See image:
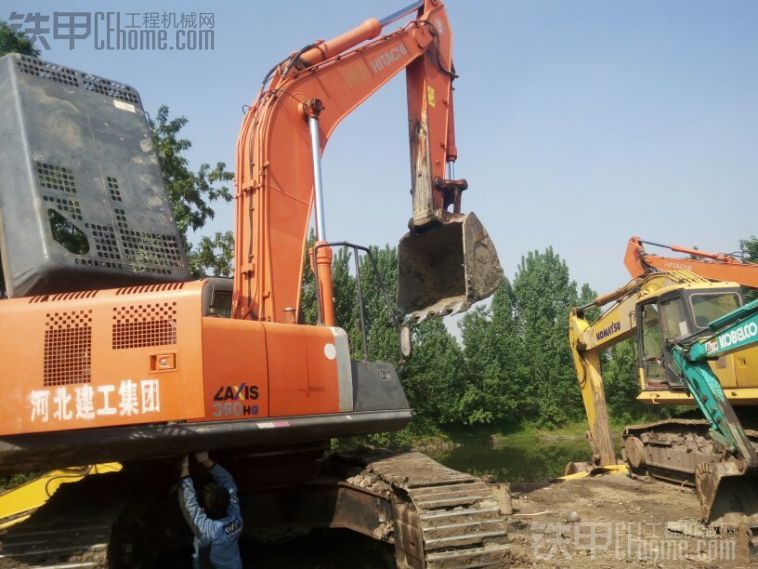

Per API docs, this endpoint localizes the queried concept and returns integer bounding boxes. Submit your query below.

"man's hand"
[195,451,213,468]
[180,455,190,478]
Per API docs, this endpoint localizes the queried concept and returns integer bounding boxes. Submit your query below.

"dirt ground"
[8,467,754,568]
[233,473,755,569]
[507,473,754,568]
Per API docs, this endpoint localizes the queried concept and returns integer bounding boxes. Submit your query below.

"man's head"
[201,482,230,520]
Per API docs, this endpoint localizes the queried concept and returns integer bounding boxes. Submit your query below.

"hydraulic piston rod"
[308,115,327,241]
[304,100,335,326]
[379,0,424,27]
[298,0,424,68]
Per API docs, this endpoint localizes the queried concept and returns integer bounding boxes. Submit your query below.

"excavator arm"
[625,236,758,288]
[568,278,643,468]
[233,0,501,324]
[670,298,758,520]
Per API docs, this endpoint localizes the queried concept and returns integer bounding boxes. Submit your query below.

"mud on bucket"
[696,460,758,523]
[398,212,503,322]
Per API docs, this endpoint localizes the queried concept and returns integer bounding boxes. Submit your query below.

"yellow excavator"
[568,270,758,523]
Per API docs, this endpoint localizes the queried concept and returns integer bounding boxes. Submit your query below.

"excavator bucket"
[696,460,758,523]
[398,212,503,321]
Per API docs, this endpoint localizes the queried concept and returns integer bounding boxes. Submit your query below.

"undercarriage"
[622,415,758,524]
[0,445,511,568]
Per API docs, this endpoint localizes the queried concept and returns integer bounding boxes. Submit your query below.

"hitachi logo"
[596,321,621,341]
[370,44,408,73]
[663,261,693,271]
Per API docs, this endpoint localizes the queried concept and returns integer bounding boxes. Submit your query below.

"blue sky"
[10,0,758,297]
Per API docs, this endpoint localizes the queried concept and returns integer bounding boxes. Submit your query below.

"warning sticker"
[427,85,436,108]
[113,99,136,113]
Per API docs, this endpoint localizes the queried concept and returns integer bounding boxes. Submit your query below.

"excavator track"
[622,417,758,485]
[346,451,511,568]
[623,418,758,525]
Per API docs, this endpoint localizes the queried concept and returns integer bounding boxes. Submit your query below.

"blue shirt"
[179,464,243,569]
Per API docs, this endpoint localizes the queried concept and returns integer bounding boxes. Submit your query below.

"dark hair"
[201,482,230,520]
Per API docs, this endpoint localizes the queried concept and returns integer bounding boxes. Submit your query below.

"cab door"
[636,293,693,390]
[636,300,668,390]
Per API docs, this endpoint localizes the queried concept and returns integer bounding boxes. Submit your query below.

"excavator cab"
[397,212,502,321]
[635,286,745,391]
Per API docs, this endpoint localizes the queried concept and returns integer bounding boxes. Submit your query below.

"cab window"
[690,292,741,328]
[660,296,691,340]
[640,303,666,382]
[208,291,232,317]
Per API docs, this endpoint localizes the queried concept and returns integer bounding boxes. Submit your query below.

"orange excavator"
[0,1,508,567]
[625,236,758,288]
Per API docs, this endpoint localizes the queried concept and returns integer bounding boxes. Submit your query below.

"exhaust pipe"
[398,212,503,322]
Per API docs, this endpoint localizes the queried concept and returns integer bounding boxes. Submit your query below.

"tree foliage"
[455,249,594,427]
[511,248,584,425]
[741,236,758,302]
[601,339,644,420]
[0,21,39,58]
[149,105,234,278]
[457,282,524,426]
[742,236,758,261]
[190,231,234,277]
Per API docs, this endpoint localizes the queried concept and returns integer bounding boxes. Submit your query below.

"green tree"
[401,318,466,427]
[457,280,527,426]
[602,339,643,420]
[0,21,40,57]
[149,105,234,278]
[356,246,401,363]
[511,248,586,426]
[351,245,466,429]
[578,283,600,320]
[189,231,234,277]
[457,305,498,424]
[742,236,758,261]
[741,236,758,302]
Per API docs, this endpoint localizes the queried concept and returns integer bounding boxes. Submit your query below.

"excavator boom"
[625,236,758,288]
[233,0,501,324]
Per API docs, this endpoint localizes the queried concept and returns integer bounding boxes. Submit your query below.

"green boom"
[671,298,758,465]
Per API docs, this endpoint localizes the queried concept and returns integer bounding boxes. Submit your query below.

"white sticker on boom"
[323,343,337,360]
[113,100,136,113]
